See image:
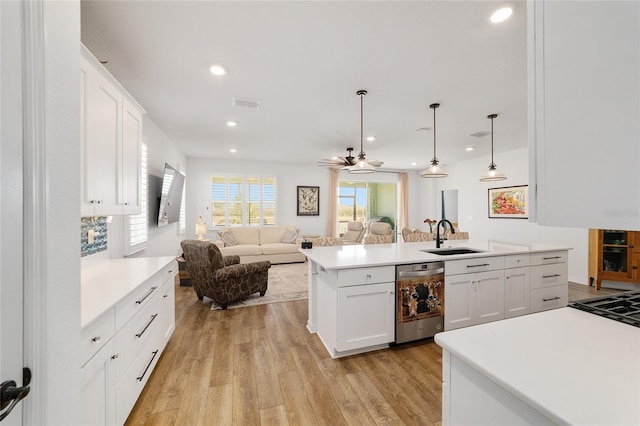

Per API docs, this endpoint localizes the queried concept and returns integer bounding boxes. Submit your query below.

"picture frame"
[488,185,528,219]
[297,186,320,216]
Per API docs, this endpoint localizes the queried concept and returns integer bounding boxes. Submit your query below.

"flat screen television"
[157,163,185,227]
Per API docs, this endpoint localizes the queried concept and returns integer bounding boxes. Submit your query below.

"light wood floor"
[125,279,619,426]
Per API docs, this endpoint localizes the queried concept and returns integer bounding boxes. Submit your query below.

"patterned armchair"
[364,222,393,244]
[181,240,271,309]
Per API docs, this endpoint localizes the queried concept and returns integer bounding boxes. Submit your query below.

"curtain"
[327,168,339,237]
[398,172,409,232]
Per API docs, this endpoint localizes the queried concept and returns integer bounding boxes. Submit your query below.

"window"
[125,143,148,255]
[337,180,397,236]
[210,174,277,226]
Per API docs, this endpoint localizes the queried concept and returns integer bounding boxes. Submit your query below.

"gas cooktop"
[568,290,640,328]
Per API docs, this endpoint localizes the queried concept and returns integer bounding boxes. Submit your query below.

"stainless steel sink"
[422,248,485,256]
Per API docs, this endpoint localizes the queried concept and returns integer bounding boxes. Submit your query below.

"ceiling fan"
[317,147,384,169]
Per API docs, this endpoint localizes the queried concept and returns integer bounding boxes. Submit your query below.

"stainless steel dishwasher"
[395,262,445,343]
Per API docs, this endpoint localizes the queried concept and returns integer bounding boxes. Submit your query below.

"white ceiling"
[80,1,528,171]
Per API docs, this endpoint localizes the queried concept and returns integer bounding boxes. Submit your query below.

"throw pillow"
[282,228,297,244]
[219,229,237,247]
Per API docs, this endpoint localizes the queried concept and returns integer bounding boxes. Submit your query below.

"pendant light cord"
[432,106,437,160]
[360,92,364,157]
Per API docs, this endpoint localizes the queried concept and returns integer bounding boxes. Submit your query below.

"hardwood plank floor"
[125,279,621,425]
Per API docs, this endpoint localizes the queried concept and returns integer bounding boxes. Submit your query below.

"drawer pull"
[135,314,158,338]
[542,274,561,278]
[543,256,562,260]
[168,269,173,274]
[136,350,159,382]
[543,296,561,302]
[135,286,158,305]
[111,354,119,360]
[91,336,101,343]
[467,263,490,268]
[366,274,372,279]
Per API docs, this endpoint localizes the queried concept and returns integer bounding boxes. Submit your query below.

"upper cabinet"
[528,1,640,230]
[81,45,144,217]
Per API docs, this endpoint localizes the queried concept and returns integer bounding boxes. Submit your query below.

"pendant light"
[421,103,448,178]
[479,113,507,182]
[349,90,376,174]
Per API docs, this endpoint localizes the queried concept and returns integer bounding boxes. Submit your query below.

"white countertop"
[435,308,640,425]
[81,256,176,329]
[299,239,571,269]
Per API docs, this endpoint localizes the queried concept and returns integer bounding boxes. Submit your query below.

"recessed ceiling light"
[229,148,237,153]
[490,7,513,23]
[209,64,227,76]
[226,120,238,127]
[411,162,417,166]
[366,136,376,142]
[466,147,475,152]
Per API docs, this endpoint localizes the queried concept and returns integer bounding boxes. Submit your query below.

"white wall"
[418,147,589,284]
[85,116,187,261]
[185,158,409,240]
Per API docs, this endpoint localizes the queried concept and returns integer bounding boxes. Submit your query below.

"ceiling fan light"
[349,158,376,174]
[421,159,448,178]
[480,163,507,182]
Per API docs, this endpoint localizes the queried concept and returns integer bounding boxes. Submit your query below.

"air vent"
[232,97,261,109]
[470,131,490,137]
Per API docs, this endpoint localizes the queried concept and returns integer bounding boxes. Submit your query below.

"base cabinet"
[316,265,395,358]
[504,267,530,319]
[81,260,176,426]
[444,270,504,331]
[336,282,395,352]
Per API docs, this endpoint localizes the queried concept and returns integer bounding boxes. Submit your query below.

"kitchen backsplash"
[81,216,108,257]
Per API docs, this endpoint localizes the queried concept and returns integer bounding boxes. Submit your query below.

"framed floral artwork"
[297,186,319,216]
[488,185,528,219]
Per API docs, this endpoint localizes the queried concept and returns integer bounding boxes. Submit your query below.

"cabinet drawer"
[114,289,163,382]
[81,309,116,367]
[115,327,164,426]
[504,254,530,269]
[530,286,567,313]
[115,262,175,329]
[337,266,395,287]
[530,264,568,289]
[445,256,505,276]
[530,251,568,265]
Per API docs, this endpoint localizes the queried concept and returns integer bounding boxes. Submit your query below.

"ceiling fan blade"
[366,159,384,167]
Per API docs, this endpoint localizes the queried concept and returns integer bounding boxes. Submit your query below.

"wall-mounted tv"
[157,163,185,227]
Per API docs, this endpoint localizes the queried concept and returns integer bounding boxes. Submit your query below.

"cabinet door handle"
[91,336,101,343]
[135,286,158,304]
[543,296,561,302]
[543,256,562,260]
[168,269,173,274]
[542,274,561,278]
[136,350,159,381]
[366,274,372,279]
[135,314,158,338]
[97,200,103,204]
[111,354,119,360]
[467,263,490,268]
[124,202,129,206]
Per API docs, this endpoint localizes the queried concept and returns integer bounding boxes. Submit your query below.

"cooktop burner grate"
[568,290,640,328]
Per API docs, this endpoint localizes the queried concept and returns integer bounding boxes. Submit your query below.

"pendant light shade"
[421,103,448,178]
[480,114,507,182]
[349,90,376,174]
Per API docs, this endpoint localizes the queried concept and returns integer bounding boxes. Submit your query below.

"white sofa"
[213,226,306,264]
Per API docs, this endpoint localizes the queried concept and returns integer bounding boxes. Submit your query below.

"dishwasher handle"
[398,268,444,278]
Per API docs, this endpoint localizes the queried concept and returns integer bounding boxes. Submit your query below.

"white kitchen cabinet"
[528,1,640,230]
[444,269,504,331]
[336,282,395,352]
[529,251,567,313]
[81,45,144,216]
[81,258,176,426]
[316,265,395,358]
[504,254,531,319]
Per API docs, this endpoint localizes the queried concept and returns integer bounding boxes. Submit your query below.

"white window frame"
[210,174,277,227]
[124,142,148,255]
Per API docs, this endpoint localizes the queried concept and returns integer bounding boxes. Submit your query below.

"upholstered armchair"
[181,239,271,309]
[343,221,365,245]
[309,237,344,246]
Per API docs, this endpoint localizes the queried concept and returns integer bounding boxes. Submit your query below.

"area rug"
[210,262,308,310]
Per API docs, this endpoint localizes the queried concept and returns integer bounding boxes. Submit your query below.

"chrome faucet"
[435,219,455,248]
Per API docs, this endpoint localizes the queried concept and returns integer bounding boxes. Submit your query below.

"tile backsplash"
[81,217,108,257]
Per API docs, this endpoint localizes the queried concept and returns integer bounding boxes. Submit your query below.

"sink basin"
[422,248,485,256]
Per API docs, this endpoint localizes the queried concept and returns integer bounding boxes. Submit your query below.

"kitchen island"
[301,239,571,358]
[435,307,640,425]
